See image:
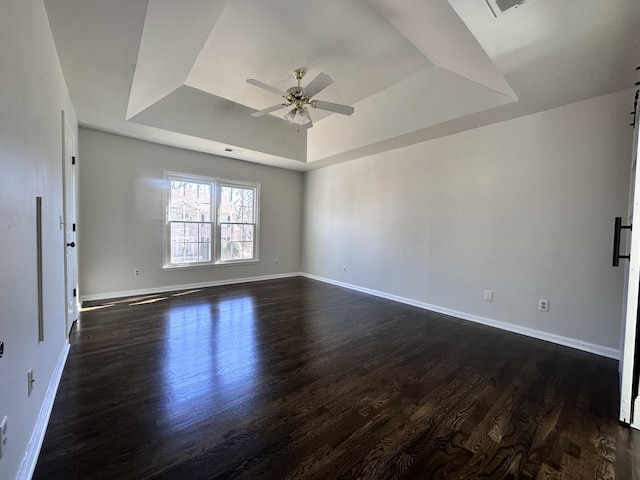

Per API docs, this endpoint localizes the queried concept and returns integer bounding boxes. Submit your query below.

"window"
[164,172,259,268]
[219,184,257,261]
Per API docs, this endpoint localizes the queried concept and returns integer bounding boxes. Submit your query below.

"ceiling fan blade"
[311,100,354,116]
[304,73,334,97]
[251,103,288,117]
[246,78,285,97]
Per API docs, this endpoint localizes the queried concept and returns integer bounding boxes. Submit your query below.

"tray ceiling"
[44,0,640,170]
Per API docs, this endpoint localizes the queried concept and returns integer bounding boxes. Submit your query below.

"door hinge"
[72,156,76,165]
[73,288,77,298]
[72,223,76,232]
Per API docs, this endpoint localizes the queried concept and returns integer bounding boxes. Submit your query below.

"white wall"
[303,90,632,354]
[78,129,304,299]
[0,1,77,479]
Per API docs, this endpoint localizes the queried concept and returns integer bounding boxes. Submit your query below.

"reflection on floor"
[34,277,640,479]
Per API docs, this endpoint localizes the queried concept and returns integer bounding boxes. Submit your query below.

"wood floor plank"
[33,277,640,479]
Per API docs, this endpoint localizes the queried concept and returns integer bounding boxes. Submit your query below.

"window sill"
[162,259,260,271]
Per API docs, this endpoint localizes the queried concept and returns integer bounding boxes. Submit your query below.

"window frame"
[215,179,260,264]
[163,171,260,269]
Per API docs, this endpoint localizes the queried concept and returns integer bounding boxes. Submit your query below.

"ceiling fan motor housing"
[286,86,309,106]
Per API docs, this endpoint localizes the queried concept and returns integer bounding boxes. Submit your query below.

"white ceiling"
[44,0,640,171]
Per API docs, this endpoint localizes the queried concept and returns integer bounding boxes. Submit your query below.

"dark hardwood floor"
[34,277,640,479]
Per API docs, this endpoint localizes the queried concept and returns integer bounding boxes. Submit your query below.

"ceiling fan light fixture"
[297,107,311,126]
[284,108,297,123]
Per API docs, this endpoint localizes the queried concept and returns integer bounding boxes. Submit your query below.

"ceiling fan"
[247,69,354,128]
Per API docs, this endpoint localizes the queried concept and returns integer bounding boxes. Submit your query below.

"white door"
[63,118,78,336]
[619,90,640,426]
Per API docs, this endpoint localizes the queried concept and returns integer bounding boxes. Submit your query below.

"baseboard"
[301,273,620,360]
[18,340,70,480]
[80,273,301,303]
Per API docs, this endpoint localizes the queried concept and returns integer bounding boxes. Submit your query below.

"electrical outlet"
[484,290,493,302]
[0,416,6,460]
[27,368,34,396]
[538,299,549,312]
[134,268,141,277]
[343,265,347,272]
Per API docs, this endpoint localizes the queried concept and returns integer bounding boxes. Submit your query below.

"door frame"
[619,90,640,426]
[62,111,78,336]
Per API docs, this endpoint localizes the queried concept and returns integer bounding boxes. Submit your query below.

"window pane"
[169,180,211,222]
[241,189,254,223]
[170,222,211,263]
[197,224,211,262]
[220,186,254,223]
[241,224,254,242]
[220,238,234,261]
[241,241,254,259]
[220,224,254,261]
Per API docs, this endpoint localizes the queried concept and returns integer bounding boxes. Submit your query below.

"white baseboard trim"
[80,273,301,303]
[18,340,70,480]
[301,273,621,360]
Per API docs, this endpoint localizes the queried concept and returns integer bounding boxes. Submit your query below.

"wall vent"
[486,0,527,17]
[223,147,244,154]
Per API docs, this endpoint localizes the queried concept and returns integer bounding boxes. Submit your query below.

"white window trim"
[163,171,260,269]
